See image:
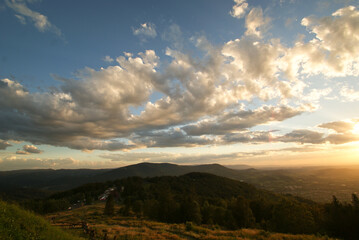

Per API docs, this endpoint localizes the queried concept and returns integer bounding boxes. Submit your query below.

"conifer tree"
[104,194,115,216]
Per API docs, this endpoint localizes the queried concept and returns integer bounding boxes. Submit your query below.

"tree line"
[17,172,359,239]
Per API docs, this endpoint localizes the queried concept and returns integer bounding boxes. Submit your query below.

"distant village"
[67,186,122,210]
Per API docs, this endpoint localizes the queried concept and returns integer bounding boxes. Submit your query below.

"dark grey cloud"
[133,129,215,148]
[223,131,272,143]
[182,105,304,136]
[278,130,325,144]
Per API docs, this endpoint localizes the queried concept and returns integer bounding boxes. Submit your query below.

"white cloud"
[103,55,114,63]
[245,7,270,38]
[340,86,359,102]
[294,5,359,77]
[230,0,248,19]
[162,23,184,50]
[302,88,332,102]
[1,6,359,152]
[16,144,42,154]
[14,14,26,24]
[133,22,157,41]
[5,0,63,37]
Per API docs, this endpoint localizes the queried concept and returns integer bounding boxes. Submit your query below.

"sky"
[1,0,359,170]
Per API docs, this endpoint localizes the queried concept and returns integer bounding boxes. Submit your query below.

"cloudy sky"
[1,0,359,170]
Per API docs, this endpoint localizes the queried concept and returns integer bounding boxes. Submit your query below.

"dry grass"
[45,203,336,240]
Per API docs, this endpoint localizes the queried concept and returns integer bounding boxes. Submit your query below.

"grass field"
[0,200,84,240]
[45,203,336,240]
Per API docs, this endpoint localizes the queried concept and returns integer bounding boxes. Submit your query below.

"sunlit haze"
[1,0,359,170]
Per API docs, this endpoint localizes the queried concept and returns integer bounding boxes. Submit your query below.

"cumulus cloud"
[1,6,359,152]
[245,7,271,38]
[162,23,184,50]
[319,120,357,133]
[278,130,325,144]
[325,133,359,144]
[223,131,273,144]
[0,140,12,150]
[277,118,359,145]
[16,144,42,154]
[182,105,306,136]
[340,86,359,102]
[302,88,332,102]
[5,0,63,37]
[133,128,215,148]
[133,22,157,41]
[103,55,114,63]
[230,0,248,19]
[288,5,359,78]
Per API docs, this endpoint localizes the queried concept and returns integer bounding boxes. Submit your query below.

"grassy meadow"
[45,203,336,240]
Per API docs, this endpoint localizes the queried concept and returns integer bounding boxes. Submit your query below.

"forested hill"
[0,163,243,196]
[44,172,320,235]
[51,172,276,202]
[2,163,359,203]
[15,172,359,239]
[95,162,242,181]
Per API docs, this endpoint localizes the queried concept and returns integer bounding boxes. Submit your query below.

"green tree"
[104,194,115,216]
[180,198,202,224]
[230,196,255,228]
[270,199,315,234]
[201,201,214,224]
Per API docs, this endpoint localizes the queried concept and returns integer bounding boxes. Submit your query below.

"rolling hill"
[0,200,83,240]
[1,162,359,202]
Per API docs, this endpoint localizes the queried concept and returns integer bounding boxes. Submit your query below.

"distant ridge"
[0,163,243,196]
[89,162,243,182]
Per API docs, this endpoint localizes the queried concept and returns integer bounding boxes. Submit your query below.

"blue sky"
[1,0,359,170]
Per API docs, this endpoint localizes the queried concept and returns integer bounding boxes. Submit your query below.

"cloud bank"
[1,4,359,154]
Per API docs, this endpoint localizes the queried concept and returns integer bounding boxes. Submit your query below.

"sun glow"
[353,123,359,135]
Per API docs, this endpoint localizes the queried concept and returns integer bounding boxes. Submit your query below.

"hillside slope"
[46,203,335,240]
[0,200,83,240]
[48,172,320,235]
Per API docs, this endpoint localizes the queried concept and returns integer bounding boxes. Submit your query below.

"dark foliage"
[104,194,115,216]
[18,171,359,238]
[323,194,359,240]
